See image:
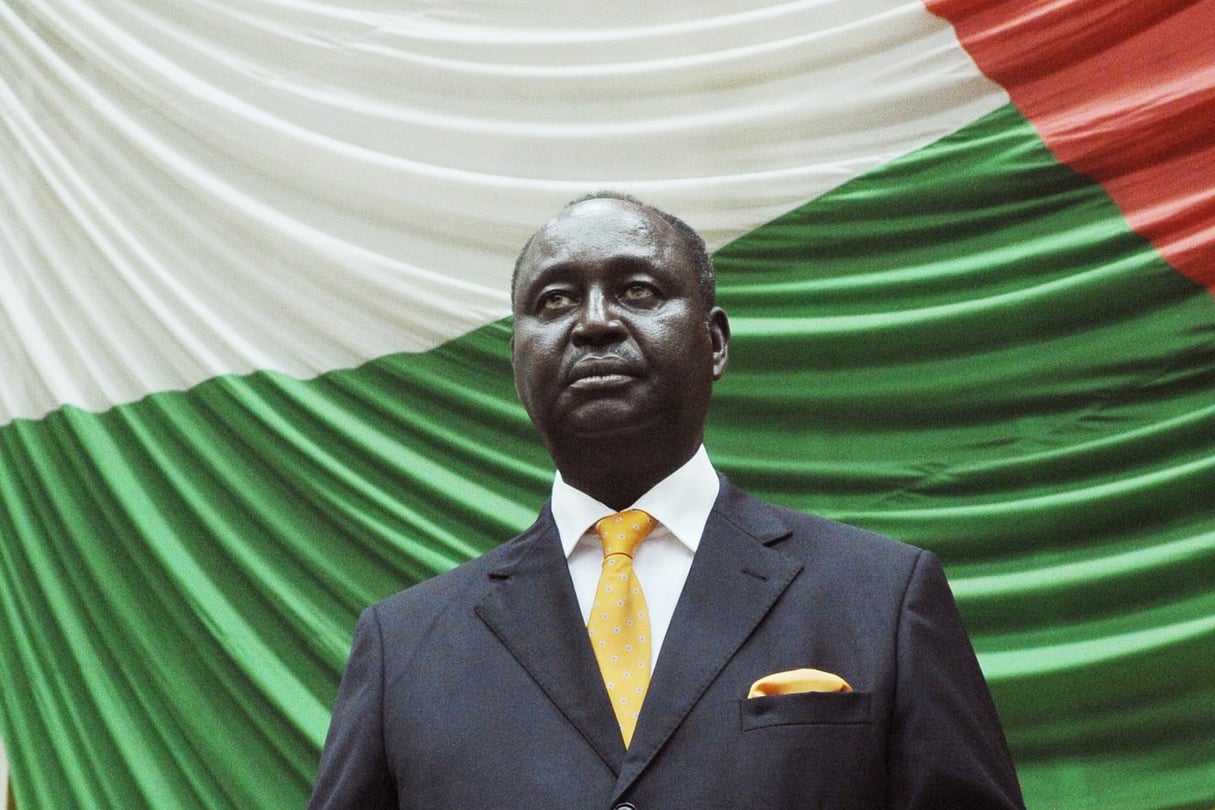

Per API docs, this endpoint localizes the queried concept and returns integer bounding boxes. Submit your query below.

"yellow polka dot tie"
[588,509,656,747]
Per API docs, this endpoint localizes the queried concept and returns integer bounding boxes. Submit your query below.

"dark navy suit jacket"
[309,478,1024,809]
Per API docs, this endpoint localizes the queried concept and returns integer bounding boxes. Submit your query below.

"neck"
[552,436,700,511]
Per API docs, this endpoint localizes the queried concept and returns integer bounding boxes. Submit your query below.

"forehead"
[515,200,692,293]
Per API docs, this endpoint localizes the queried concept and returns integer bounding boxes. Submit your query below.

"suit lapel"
[473,511,627,774]
[613,482,803,797]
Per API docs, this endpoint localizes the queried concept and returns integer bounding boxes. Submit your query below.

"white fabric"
[553,446,720,663]
[0,1,1007,424]
[0,733,7,810]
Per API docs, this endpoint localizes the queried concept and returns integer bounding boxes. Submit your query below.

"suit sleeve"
[886,550,1025,809]
[308,606,396,810]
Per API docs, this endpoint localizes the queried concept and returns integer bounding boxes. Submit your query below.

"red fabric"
[927,0,1215,290]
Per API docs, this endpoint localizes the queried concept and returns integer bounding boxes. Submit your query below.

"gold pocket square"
[747,668,852,698]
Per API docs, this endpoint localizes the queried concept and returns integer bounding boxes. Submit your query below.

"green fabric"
[2,105,1213,808]
[709,106,1215,808]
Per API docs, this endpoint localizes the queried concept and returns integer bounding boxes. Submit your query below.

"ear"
[708,307,730,380]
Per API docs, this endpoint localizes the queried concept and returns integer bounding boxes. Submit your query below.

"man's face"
[511,199,728,457]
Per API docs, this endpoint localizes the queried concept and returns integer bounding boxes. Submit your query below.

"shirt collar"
[551,445,720,558]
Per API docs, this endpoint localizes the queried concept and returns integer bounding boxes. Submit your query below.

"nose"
[571,287,626,347]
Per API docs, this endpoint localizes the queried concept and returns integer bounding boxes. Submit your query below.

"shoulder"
[711,476,929,587]
[367,507,554,621]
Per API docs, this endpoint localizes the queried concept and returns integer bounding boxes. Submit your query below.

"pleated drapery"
[2,2,1213,808]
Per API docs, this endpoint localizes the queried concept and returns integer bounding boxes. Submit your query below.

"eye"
[621,282,657,301]
[538,290,576,311]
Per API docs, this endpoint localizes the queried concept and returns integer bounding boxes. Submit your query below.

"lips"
[565,355,641,390]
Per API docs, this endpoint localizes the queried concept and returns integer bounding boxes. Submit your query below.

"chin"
[567,418,650,441]
[557,406,679,444]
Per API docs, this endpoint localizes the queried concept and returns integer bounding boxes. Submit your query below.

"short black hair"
[511,191,716,313]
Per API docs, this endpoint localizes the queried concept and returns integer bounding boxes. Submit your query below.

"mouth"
[567,373,634,391]
[566,356,640,390]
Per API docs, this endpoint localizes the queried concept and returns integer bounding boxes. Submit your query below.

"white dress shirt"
[550,445,720,665]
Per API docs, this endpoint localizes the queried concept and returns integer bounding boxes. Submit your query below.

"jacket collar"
[473,478,803,795]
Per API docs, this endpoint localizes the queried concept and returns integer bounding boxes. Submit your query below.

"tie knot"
[594,509,656,558]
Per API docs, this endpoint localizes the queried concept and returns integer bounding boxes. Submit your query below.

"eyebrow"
[533,253,672,284]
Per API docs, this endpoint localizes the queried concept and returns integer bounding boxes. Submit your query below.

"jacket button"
[612,804,636,810]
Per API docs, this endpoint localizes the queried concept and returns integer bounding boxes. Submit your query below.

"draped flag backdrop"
[1,1,1213,808]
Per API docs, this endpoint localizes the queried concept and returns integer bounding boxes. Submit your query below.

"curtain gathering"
[2,2,1213,808]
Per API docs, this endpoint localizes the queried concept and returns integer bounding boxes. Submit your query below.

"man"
[309,193,1024,808]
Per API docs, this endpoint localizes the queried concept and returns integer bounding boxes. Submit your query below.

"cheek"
[510,334,555,404]
[510,339,533,391]
[512,320,555,353]
[650,316,712,364]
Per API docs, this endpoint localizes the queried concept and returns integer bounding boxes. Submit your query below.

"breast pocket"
[739,690,872,731]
